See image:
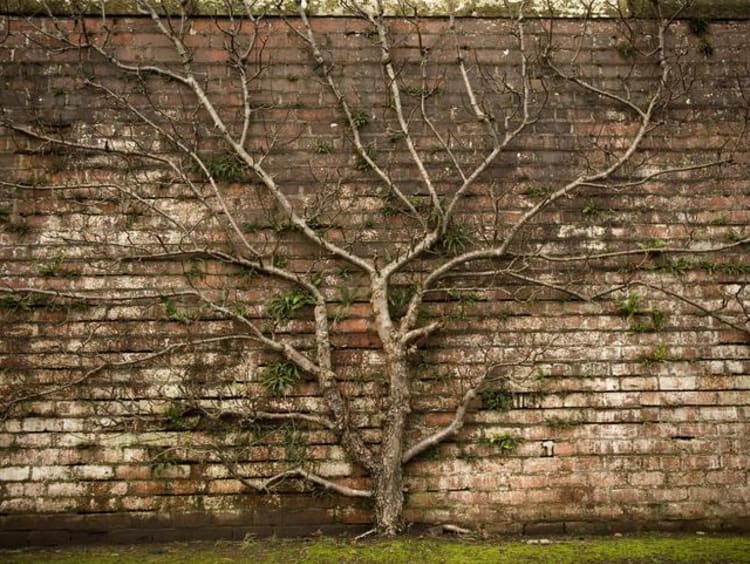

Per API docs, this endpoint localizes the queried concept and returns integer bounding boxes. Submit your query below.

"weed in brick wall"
[164,401,201,430]
[307,215,336,233]
[387,130,405,143]
[388,285,416,319]
[658,257,692,277]
[337,286,357,309]
[265,290,315,322]
[353,153,371,171]
[282,425,308,466]
[545,415,582,430]
[0,292,76,312]
[698,41,714,57]
[185,259,205,282]
[480,389,513,412]
[161,298,190,324]
[482,433,523,454]
[351,110,370,129]
[724,229,744,243]
[699,261,750,276]
[272,254,289,269]
[688,18,714,57]
[260,362,301,396]
[620,294,667,333]
[581,199,600,217]
[440,224,474,256]
[381,191,401,217]
[645,310,667,333]
[125,210,142,226]
[446,289,486,322]
[522,186,552,200]
[689,19,709,37]
[242,218,294,233]
[242,220,265,232]
[639,343,670,365]
[310,272,323,288]
[638,239,668,251]
[194,152,247,182]
[5,219,32,236]
[148,446,181,473]
[616,41,636,61]
[312,138,332,154]
[619,293,642,318]
[37,254,81,278]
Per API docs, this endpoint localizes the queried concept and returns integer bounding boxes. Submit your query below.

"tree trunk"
[373,455,405,535]
[368,280,411,535]
[373,351,411,535]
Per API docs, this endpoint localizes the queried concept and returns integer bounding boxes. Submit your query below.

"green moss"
[3,535,750,563]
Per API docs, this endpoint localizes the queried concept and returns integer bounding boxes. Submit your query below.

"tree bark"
[368,279,411,534]
[373,349,411,534]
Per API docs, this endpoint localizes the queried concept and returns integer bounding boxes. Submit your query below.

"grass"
[2,534,749,564]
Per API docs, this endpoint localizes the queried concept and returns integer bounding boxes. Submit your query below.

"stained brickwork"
[0,13,749,545]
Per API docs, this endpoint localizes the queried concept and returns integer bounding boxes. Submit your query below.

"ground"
[1,533,749,563]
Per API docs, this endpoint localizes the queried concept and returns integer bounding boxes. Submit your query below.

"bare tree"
[1,0,748,535]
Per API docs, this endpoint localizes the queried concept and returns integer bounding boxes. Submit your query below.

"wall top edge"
[1,0,749,18]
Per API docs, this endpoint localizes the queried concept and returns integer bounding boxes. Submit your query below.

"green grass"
[2,534,749,564]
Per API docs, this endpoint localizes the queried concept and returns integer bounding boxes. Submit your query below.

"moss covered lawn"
[2,533,749,563]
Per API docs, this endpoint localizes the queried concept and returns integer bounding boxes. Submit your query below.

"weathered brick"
[72,465,114,480]
[0,467,30,482]
[47,482,88,497]
[30,465,72,481]
[207,479,244,495]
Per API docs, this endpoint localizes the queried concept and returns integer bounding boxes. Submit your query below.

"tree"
[0,0,748,535]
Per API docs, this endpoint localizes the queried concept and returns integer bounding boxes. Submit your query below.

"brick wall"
[0,12,748,545]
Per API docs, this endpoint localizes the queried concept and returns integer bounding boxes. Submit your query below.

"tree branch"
[1,334,258,421]
[401,355,537,465]
[252,410,336,430]
[262,467,372,498]
[292,3,427,230]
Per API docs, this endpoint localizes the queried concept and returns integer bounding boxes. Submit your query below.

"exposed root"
[427,523,473,536]
[353,528,378,541]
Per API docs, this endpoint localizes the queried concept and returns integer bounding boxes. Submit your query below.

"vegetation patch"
[265,289,316,322]
[2,534,750,564]
[260,361,301,396]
